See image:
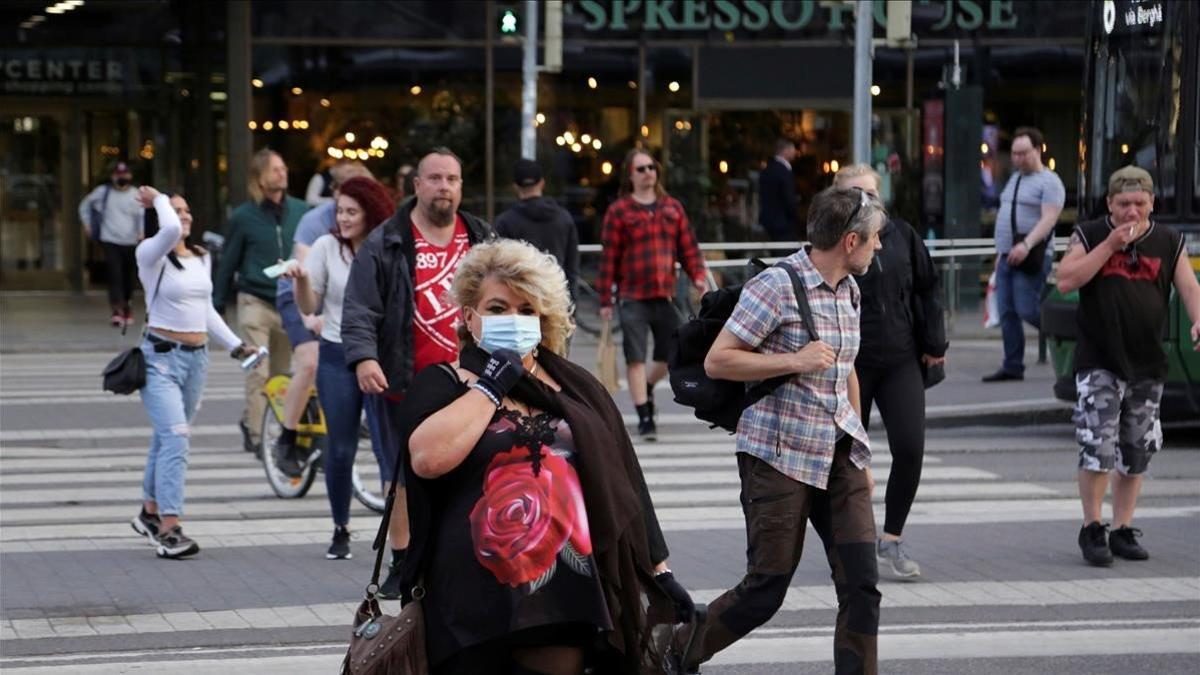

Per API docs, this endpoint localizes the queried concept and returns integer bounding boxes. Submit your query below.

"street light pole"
[520,0,539,160]
[852,0,873,165]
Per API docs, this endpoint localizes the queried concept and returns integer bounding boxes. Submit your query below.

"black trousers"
[102,242,137,309]
[857,358,926,536]
[700,438,880,675]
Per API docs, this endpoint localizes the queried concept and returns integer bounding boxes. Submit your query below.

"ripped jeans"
[139,336,209,517]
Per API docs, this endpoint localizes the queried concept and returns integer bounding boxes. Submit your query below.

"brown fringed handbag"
[340,432,428,674]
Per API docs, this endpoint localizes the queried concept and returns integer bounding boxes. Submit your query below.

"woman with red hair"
[281,176,395,559]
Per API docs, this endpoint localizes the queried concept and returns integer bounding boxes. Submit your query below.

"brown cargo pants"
[698,436,880,674]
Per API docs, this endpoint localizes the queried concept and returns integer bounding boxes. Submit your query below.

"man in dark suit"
[758,138,798,241]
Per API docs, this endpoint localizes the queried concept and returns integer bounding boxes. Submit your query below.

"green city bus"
[1040,0,1200,420]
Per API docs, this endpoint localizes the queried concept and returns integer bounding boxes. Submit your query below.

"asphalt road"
[1,350,1198,673]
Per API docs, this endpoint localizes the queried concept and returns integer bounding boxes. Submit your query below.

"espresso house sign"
[572,0,1024,34]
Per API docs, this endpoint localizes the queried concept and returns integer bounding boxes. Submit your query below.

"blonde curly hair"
[451,239,575,356]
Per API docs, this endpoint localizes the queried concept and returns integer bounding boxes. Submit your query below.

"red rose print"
[469,446,592,587]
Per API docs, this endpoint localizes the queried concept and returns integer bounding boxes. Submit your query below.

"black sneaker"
[1109,526,1149,560]
[130,509,161,544]
[327,526,352,560]
[981,369,1023,382]
[638,417,658,441]
[273,436,304,478]
[239,419,260,456]
[1078,521,1113,567]
[156,525,200,559]
[377,561,404,600]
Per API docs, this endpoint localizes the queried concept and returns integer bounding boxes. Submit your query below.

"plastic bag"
[983,271,1000,328]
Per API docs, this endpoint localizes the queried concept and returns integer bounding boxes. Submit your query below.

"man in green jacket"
[214,148,310,453]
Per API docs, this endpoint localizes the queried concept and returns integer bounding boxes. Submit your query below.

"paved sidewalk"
[0,290,1069,426]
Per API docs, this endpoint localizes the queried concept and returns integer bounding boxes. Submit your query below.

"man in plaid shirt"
[670,186,885,675]
[599,148,707,439]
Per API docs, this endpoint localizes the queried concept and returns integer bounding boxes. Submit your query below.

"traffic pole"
[521,0,539,160]
[852,0,873,165]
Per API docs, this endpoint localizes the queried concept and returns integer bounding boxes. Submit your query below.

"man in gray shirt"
[984,126,1065,382]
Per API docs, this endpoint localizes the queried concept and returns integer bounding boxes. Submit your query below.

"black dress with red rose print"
[421,380,612,666]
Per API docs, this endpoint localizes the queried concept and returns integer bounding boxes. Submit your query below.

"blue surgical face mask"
[473,312,542,356]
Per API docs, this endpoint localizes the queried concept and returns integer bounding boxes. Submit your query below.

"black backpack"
[668,259,818,433]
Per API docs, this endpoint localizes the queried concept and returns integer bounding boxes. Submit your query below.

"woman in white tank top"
[130,186,254,559]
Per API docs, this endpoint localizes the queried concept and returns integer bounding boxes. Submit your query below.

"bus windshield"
[1083,0,1184,219]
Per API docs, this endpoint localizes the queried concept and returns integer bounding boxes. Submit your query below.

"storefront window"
[249,46,501,214]
[1,114,63,278]
[534,47,639,243]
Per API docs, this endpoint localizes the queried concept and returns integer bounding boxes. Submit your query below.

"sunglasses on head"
[842,187,870,233]
[634,163,656,174]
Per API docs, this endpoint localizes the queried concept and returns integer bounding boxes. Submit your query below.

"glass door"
[0,112,67,289]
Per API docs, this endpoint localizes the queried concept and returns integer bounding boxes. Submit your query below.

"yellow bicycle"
[259,374,385,512]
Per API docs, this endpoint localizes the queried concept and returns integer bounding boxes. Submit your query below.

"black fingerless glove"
[655,570,696,623]
[472,348,525,406]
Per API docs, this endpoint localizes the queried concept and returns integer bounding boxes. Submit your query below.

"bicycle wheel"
[573,279,620,337]
[260,399,318,499]
[352,412,386,513]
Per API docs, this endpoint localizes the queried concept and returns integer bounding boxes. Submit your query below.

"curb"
[923,405,1073,429]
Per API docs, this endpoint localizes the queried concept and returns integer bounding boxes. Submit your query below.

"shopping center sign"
[0,49,153,96]
[573,0,1023,34]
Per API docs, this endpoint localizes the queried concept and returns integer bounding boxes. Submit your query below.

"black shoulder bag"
[101,265,165,395]
[1010,174,1049,275]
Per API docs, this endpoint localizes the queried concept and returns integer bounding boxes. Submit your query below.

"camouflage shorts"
[1074,369,1163,475]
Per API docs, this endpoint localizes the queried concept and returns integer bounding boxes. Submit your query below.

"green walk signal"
[499,8,520,35]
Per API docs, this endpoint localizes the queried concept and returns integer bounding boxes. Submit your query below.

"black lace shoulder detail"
[498,408,560,476]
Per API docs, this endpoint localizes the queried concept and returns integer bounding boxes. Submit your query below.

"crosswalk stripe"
[706,627,1200,666]
[6,462,999,488]
[0,386,243,401]
[6,620,1199,673]
[0,477,1052,507]
[6,502,1198,552]
[1,577,1195,643]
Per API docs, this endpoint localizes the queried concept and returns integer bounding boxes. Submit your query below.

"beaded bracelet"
[471,382,501,407]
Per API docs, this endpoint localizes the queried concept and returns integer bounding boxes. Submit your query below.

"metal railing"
[576,238,1068,360]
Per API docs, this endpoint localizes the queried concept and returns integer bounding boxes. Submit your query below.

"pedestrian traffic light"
[499,8,520,35]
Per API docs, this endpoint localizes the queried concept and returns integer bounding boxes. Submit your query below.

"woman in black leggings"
[836,164,947,579]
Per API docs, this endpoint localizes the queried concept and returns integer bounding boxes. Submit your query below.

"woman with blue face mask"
[393,239,701,675]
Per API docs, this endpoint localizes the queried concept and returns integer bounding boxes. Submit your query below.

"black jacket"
[341,199,492,396]
[494,195,580,299]
[758,158,798,241]
[854,217,948,370]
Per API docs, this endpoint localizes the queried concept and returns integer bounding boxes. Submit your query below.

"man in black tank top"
[1056,166,1200,567]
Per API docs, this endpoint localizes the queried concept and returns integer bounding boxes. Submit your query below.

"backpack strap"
[778,262,818,342]
[744,261,816,406]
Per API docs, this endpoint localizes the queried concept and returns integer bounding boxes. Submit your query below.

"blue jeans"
[994,255,1051,375]
[139,337,209,517]
[316,339,385,526]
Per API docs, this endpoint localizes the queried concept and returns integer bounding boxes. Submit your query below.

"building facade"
[1,0,1090,291]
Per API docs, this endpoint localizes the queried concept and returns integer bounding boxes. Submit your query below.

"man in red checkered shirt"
[598,148,707,439]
